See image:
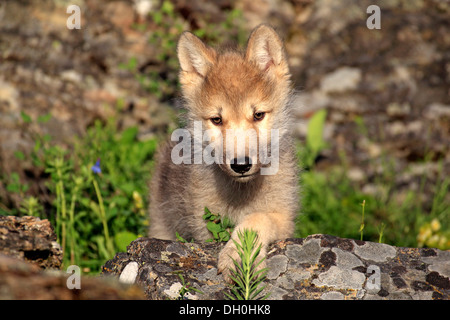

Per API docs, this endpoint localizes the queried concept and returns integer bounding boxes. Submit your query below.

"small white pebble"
[119,262,139,284]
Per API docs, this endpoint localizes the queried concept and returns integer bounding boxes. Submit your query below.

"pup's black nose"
[230,157,252,174]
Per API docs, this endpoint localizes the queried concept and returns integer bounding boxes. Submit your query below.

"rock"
[0,254,146,300]
[105,1,136,29]
[102,234,450,300]
[287,0,450,193]
[386,102,411,118]
[236,0,296,32]
[425,103,450,120]
[320,67,362,94]
[0,215,146,300]
[134,0,154,21]
[0,0,173,199]
[0,216,62,269]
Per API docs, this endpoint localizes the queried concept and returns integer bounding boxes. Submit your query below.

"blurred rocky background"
[0,0,449,251]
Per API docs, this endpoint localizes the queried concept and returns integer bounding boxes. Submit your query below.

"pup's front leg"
[217,211,294,283]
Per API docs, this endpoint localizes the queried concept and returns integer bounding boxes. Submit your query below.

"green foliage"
[298,109,328,168]
[175,231,192,243]
[202,207,234,242]
[297,167,374,240]
[306,109,328,155]
[3,95,449,285]
[296,114,449,249]
[225,229,269,300]
[19,196,43,217]
[192,8,247,48]
[174,205,236,243]
[359,199,366,241]
[6,172,29,195]
[417,218,450,250]
[297,157,449,248]
[174,272,204,300]
[122,1,246,100]
[144,0,184,98]
[5,113,157,272]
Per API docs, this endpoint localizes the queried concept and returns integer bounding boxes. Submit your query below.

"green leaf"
[112,195,129,207]
[193,29,206,38]
[161,0,174,14]
[219,231,230,242]
[202,210,212,220]
[43,134,52,142]
[206,221,221,233]
[176,232,187,243]
[10,172,20,182]
[306,109,328,155]
[6,183,20,193]
[225,229,268,300]
[152,11,162,24]
[120,127,138,144]
[37,113,52,123]
[14,151,25,160]
[222,216,234,229]
[178,273,185,285]
[120,182,135,196]
[203,207,212,214]
[20,111,32,123]
[89,200,100,217]
[94,236,109,259]
[114,231,137,252]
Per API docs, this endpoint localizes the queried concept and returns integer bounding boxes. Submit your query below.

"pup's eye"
[210,117,223,125]
[253,112,265,121]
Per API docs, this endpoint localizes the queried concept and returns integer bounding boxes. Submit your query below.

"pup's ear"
[245,24,289,77]
[177,32,216,80]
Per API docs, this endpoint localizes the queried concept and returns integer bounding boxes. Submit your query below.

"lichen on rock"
[102,234,450,300]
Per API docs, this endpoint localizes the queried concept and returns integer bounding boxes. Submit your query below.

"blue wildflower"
[91,158,102,174]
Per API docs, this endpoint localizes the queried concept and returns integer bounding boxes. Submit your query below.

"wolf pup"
[149,24,298,281]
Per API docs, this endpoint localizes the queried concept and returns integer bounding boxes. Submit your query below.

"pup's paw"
[217,241,240,283]
[217,241,267,284]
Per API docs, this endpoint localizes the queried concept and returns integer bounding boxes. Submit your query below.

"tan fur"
[149,24,299,281]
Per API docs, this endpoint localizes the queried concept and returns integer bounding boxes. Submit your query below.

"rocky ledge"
[0,253,145,300]
[0,216,145,300]
[0,215,62,269]
[1,216,448,300]
[102,235,450,300]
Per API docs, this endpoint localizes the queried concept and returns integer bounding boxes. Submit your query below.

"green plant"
[377,222,386,243]
[121,2,247,100]
[298,109,328,168]
[296,142,450,249]
[417,218,450,250]
[175,207,234,243]
[70,120,157,270]
[91,160,115,258]
[359,199,366,241]
[144,0,185,98]
[5,113,158,272]
[6,172,29,197]
[175,231,194,243]
[294,108,450,249]
[19,196,43,217]
[296,167,376,240]
[174,272,203,300]
[192,8,247,48]
[202,207,234,242]
[225,229,269,300]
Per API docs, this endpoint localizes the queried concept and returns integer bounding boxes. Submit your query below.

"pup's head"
[177,24,291,182]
